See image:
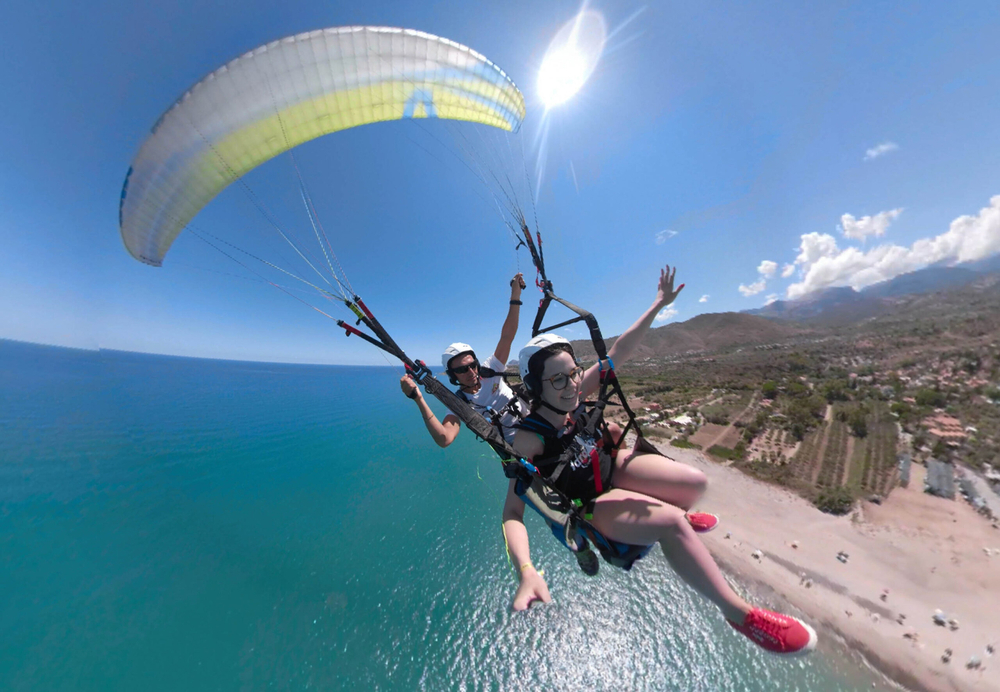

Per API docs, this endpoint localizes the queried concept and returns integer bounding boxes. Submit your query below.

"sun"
[537,10,607,108]
[538,46,588,107]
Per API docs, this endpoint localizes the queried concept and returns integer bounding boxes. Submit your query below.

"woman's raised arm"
[579,264,683,399]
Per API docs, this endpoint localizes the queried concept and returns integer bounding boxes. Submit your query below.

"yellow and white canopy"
[119,26,526,266]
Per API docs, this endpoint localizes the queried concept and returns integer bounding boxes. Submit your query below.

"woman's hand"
[655,264,684,308]
[399,374,421,401]
[511,567,552,611]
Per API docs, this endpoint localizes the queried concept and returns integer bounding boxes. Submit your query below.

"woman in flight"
[503,265,818,656]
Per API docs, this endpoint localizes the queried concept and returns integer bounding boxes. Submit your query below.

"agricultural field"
[747,426,799,464]
[791,424,825,485]
[690,423,741,451]
[698,392,754,425]
[848,402,900,497]
[782,402,900,505]
[816,417,850,489]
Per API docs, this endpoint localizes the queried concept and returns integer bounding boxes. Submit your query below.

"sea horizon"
[2,337,411,369]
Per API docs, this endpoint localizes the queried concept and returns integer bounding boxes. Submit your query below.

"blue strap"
[518,458,539,475]
[516,414,557,435]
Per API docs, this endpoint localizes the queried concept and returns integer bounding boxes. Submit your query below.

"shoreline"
[663,445,1000,692]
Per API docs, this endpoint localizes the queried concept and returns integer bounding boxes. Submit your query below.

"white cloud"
[781,263,796,278]
[699,294,709,303]
[655,229,678,244]
[757,260,778,278]
[840,208,903,241]
[787,195,1000,299]
[864,141,899,161]
[738,279,767,297]
[765,293,780,306]
[738,261,777,297]
[794,232,840,266]
[654,305,679,322]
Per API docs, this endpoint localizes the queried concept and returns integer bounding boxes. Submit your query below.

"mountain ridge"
[744,259,1000,324]
[562,258,1000,361]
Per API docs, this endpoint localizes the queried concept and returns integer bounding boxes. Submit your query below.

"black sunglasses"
[450,361,479,375]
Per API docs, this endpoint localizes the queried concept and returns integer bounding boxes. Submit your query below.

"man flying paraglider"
[399,273,529,446]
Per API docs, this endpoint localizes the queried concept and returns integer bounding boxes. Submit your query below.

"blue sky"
[3,0,1000,365]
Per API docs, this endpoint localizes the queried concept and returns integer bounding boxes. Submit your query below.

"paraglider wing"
[119,26,526,266]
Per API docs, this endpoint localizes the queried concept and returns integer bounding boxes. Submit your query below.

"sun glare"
[538,47,588,106]
[537,10,607,108]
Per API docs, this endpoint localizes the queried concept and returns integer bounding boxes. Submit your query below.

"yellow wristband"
[519,562,533,572]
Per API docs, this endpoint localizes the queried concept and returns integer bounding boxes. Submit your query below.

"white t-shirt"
[448,354,527,443]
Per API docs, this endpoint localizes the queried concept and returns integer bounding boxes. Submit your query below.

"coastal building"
[670,414,694,428]
[922,413,967,445]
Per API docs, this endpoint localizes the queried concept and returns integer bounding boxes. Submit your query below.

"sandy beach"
[663,446,1000,692]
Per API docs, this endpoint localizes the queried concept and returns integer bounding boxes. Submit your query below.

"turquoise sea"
[2,340,894,691]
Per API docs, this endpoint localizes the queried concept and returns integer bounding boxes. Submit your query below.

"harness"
[514,408,653,571]
[516,408,614,505]
[456,368,528,436]
[515,474,655,571]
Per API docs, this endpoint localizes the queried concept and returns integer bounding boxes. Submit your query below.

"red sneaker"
[729,607,818,655]
[686,511,719,533]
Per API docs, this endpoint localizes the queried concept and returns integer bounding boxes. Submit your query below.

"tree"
[848,407,868,438]
[815,486,855,515]
[931,438,949,459]
[824,380,849,402]
[791,421,805,441]
[890,401,911,418]
[961,351,981,374]
[762,380,778,399]
[915,388,946,408]
[787,381,809,397]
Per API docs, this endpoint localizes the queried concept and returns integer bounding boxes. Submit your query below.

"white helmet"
[518,333,571,391]
[442,342,476,370]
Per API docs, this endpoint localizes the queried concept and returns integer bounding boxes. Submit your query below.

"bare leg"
[613,452,708,511]
[590,488,750,623]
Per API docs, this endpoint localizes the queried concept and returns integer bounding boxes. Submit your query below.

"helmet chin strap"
[539,399,572,415]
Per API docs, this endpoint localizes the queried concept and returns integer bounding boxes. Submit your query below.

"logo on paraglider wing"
[403,89,438,119]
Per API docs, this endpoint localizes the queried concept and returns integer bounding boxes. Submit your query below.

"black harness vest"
[516,408,615,505]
